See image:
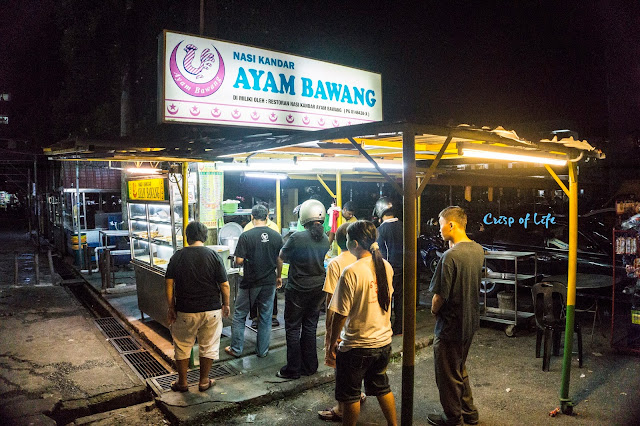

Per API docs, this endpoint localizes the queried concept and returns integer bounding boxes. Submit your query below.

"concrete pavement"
[7,225,637,426]
[0,230,150,425]
[1,226,435,425]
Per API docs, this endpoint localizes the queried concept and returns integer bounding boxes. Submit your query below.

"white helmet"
[299,199,326,226]
[373,197,394,218]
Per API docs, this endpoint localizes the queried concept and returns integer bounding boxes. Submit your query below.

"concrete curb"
[69,401,157,425]
[47,386,150,425]
[157,335,434,425]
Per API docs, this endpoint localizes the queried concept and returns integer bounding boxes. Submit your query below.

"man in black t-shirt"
[165,222,230,393]
[225,205,283,358]
[428,207,484,426]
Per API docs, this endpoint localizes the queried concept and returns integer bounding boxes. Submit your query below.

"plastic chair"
[531,281,583,371]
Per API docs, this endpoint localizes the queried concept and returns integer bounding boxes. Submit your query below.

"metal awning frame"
[44,121,603,420]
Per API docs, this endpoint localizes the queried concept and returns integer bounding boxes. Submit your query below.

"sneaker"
[272,318,280,327]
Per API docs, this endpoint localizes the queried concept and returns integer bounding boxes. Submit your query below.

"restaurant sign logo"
[158,30,382,130]
[128,179,167,201]
[169,41,225,97]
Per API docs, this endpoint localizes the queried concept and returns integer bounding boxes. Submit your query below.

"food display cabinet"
[128,201,185,269]
[128,174,197,327]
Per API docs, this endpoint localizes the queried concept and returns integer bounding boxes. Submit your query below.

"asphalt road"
[216,318,640,426]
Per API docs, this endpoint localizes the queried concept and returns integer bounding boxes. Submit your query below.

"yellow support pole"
[545,164,570,197]
[182,162,189,247]
[316,174,337,199]
[560,162,578,414]
[417,177,422,235]
[276,178,282,231]
[336,172,343,227]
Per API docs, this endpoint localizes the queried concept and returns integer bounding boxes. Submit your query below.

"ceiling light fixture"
[126,167,162,174]
[244,172,288,180]
[458,143,567,166]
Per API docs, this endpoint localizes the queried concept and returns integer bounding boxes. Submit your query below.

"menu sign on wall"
[197,163,223,228]
[128,179,168,201]
[158,30,382,130]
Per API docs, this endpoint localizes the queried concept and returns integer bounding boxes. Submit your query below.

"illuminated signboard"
[158,30,382,130]
[127,178,168,201]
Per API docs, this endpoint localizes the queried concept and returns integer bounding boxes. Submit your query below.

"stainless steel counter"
[134,261,238,329]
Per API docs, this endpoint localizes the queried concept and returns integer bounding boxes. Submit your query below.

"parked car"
[473,216,616,297]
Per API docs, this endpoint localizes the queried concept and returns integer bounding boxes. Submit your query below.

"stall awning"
[43,122,605,188]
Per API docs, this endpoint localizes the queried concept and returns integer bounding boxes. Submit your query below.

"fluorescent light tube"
[244,172,287,180]
[460,146,567,166]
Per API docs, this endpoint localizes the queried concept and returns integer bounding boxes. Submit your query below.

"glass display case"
[128,201,183,271]
[127,173,198,328]
[127,175,196,272]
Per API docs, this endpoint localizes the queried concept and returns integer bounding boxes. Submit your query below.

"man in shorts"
[165,221,230,392]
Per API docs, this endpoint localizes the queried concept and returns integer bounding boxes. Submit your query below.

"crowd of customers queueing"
[165,199,484,426]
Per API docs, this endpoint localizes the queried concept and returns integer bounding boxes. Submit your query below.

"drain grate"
[109,336,142,353]
[152,364,240,392]
[94,317,129,338]
[93,317,171,381]
[123,351,170,379]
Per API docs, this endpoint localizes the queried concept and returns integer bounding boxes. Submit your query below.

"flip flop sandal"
[224,346,240,358]
[170,381,189,392]
[317,407,342,422]
[198,378,215,392]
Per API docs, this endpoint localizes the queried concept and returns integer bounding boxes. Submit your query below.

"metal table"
[545,273,613,342]
[98,229,130,248]
[481,251,538,336]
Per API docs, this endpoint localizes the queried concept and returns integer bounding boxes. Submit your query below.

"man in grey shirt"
[428,206,484,426]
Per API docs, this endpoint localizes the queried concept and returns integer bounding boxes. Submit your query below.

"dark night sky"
[1,1,639,149]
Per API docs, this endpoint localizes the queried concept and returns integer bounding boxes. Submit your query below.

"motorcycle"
[418,233,447,274]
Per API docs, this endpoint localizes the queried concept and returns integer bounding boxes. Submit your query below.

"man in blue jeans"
[225,204,283,358]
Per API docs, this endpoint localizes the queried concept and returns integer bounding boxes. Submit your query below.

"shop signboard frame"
[158,30,382,130]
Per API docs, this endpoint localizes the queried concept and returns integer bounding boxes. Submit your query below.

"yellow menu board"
[128,178,167,201]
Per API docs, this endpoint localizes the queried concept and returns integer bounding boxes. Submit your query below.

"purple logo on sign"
[169,40,225,97]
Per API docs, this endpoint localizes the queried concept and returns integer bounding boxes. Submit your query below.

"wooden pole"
[75,162,83,268]
[199,0,205,35]
[401,130,417,425]
[34,252,40,285]
[14,252,19,285]
[47,249,55,285]
[105,249,112,289]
